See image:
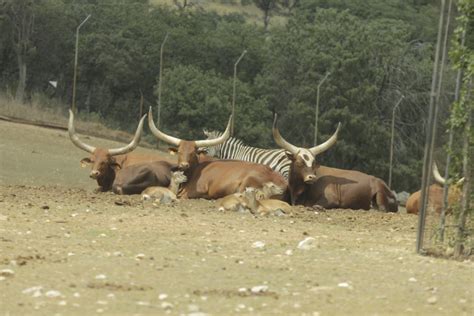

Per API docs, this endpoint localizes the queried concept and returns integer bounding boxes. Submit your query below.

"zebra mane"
[203,130,246,147]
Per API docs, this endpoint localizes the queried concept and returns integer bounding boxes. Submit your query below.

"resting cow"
[112,161,176,195]
[272,115,397,211]
[406,163,463,215]
[148,108,287,200]
[68,110,175,191]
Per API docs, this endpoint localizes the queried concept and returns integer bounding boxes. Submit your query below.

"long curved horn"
[309,122,341,156]
[148,107,181,146]
[108,113,147,156]
[195,115,232,147]
[432,162,446,185]
[68,109,96,153]
[272,114,299,155]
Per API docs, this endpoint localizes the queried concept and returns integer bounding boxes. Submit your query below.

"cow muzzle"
[178,162,190,170]
[304,174,316,184]
[90,170,100,179]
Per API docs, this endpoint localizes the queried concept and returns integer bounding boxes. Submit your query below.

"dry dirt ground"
[0,120,472,315]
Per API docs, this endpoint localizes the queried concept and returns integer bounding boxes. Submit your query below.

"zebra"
[202,130,292,179]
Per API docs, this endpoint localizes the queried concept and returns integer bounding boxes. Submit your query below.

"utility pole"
[156,32,169,127]
[388,95,404,188]
[231,50,247,136]
[72,14,91,113]
[313,72,330,146]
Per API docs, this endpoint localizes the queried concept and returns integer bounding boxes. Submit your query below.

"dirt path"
[0,121,472,315]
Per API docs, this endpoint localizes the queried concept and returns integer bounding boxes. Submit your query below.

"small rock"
[159,294,168,300]
[95,274,107,280]
[73,292,81,298]
[0,276,5,281]
[22,286,43,295]
[58,300,67,306]
[96,300,108,305]
[297,237,316,250]
[113,251,123,257]
[408,277,417,282]
[45,290,61,298]
[0,269,15,277]
[251,285,269,293]
[135,253,146,260]
[0,214,7,221]
[251,241,265,249]
[136,301,150,306]
[427,296,438,304]
[337,282,352,289]
[161,302,173,310]
[285,249,293,256]
[238,287,247,293]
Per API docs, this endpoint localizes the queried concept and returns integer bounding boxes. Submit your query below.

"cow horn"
[432,162,446,185]
[195,115,232,147]
[108,113,147,156]
[148,107,182,146]
[309,122,341,156]
[68,109,96,153]
[272,114,299,155]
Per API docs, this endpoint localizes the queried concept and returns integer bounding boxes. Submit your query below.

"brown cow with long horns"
[405,163,463,215]
[68,110,175,192]
[148,108,287,199]
[272,116,397,211]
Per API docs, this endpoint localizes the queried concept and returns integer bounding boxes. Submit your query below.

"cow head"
[272,114,340,204]
[68,109,146,189]
[148,107,231,171]
[432,162,464,187]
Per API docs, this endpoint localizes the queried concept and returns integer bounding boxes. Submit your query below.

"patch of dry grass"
[0,93,155,148]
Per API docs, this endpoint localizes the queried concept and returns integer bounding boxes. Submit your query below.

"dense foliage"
[0,0,459,192]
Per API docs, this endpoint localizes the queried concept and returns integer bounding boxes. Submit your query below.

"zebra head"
[202,130,223,157]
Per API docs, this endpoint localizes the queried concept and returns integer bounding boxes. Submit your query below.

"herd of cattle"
[68,108,462,215]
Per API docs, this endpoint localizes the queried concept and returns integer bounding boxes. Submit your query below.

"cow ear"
[285,151,295,162]
[168,147,178,155]
[80,158,92,168]
[111,162,122,170]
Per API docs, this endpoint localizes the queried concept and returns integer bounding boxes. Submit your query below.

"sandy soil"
[0,120,472,315]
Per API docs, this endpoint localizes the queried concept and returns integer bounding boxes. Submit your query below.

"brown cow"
[272,114,340,205]
[272,116,397,211]
[406,163,463,215]
[68,110,175,191]
[300,166,398,211]
[112,161,177,195]
[148,108,287,199]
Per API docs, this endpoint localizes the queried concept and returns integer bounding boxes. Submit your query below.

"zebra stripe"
[204,131,291,179]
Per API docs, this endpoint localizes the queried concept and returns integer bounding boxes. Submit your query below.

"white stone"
[427,296,438,304]
[297,237,316,250]
[161,302,173,310]
[159,293,168,300]
[95,274,107,280]
[135,253,146,260]
[338,282,352,289]
[408,277,417,282]
[251,285,269,293]
[22,286,43,295]
[251,241,265,249]
[45,290,62,298]
[0,269,15,277]
[285,249,293,256]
